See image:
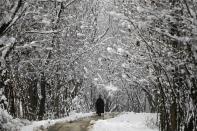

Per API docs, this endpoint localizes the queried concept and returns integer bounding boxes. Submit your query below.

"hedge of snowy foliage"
[0,108,30,131]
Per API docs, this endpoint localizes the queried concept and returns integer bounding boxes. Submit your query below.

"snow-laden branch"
[67,27,110,66]
[25,30,61,34]
[94,27,110,43]
[64,0,79,8]
[39,0,78,7]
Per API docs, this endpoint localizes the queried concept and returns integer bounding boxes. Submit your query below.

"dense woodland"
[0,0,196,131]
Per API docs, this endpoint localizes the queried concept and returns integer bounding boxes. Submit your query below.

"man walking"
[95,95,104,116]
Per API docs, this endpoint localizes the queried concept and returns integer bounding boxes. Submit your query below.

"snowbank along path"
[90,112,159,131]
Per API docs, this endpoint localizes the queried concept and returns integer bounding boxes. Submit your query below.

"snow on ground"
[21,112,94,131]
[90,112,159,131]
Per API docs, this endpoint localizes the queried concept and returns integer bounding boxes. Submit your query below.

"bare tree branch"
[0,0,23,36]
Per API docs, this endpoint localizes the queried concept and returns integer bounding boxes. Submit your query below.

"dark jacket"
[95,98,104,114]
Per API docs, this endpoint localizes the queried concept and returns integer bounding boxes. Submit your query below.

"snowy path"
[40,112,158,131]
[46,118,91,131]
[21,113,94,131]
[45,113,117,131]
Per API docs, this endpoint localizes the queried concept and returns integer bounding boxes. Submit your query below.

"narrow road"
[45,113,117,131]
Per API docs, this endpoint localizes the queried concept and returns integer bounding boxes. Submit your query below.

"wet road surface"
[45,113,117,131]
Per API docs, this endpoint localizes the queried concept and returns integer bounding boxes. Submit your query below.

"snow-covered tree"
[115,0,197,131]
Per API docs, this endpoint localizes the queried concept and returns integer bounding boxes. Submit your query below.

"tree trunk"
[170,101,177,131]
[38,72,46,120]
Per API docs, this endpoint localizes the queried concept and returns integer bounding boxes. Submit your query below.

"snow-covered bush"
[145,115,159,129]
[0,108,30,131]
